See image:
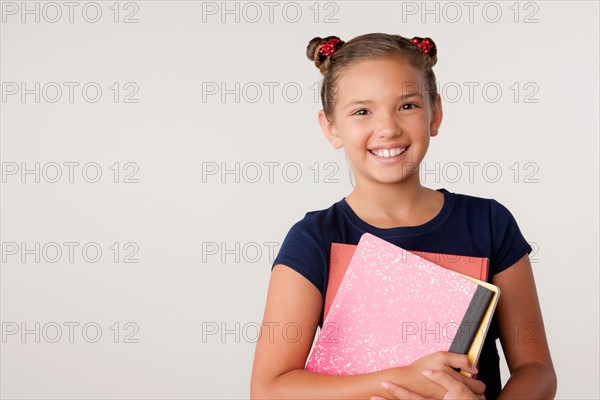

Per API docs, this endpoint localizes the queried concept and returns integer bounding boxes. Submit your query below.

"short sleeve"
[489,199,533,275]
[272,214,327,296]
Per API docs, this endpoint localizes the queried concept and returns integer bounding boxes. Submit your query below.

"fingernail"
[380,381,389,390]
[472,366,479,373]
[422,369,433,376]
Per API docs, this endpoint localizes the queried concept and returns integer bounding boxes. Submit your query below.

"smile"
[369,147,407,158]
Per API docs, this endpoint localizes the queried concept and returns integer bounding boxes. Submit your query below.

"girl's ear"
[430,95,443,137]
[318,110,343,149]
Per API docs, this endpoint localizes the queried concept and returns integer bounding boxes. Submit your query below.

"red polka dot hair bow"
[318,37,344,62]
[410,36,434,54]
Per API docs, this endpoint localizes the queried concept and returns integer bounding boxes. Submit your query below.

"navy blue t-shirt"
[271,188,533,399]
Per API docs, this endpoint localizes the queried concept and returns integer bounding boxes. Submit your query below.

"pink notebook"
[305,232,495,375]
[324,243,489,322]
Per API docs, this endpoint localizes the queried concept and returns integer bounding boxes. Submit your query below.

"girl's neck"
[344,176,443,228]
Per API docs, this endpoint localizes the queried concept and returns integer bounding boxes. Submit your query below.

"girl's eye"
[401,103,418,110]
[352,109,368,116]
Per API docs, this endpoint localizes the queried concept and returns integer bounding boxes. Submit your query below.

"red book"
[324,242,490,322]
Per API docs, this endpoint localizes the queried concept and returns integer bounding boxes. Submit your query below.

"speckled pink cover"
[305,232,479,375]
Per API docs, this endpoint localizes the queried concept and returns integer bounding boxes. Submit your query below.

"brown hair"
[306,33,439,121]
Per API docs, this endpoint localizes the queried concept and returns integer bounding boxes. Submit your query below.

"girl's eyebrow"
[343,92,423,109]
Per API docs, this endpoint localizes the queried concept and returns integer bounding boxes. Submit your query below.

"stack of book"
[305,233,500,377]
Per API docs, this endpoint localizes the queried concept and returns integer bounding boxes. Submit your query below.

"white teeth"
[371,147,406,158]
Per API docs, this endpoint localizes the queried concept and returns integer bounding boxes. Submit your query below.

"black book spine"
[449,285,494,354]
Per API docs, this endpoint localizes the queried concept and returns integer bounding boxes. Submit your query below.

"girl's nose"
[375,113,401,138]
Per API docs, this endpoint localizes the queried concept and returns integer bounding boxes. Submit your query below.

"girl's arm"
[493,254,557,398]
[250,264,484,400]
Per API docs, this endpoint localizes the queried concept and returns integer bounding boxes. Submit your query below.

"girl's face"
[319,56,442,187]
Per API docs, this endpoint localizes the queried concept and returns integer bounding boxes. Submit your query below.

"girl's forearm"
[251,367,446,400]
[497,362,557,399]
[252,367,400,400]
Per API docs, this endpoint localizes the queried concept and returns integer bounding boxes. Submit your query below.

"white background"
[1,1,598,398]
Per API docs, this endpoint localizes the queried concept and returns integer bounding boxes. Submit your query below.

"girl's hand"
[406,351,484,398]
[372,369,486,400]
[380,352,485,399]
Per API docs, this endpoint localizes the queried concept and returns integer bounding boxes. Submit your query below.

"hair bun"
[306,36,345,74]
[410,36,437,67]
[306,37,323,63]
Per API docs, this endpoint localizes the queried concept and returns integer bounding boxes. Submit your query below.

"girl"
[250,33,556,400]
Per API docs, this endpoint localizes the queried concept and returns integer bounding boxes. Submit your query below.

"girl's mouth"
[368,146,409,160]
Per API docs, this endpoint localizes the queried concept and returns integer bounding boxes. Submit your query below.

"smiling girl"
[250,33,556,400]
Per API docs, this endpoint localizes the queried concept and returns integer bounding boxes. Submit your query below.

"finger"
[370,396,388,400]
[381,381,429,400]
[443,354,478,375]
[423,369,464,391]
[463,377,486,396]
[423,369,481,400]
[442,368,486,395]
